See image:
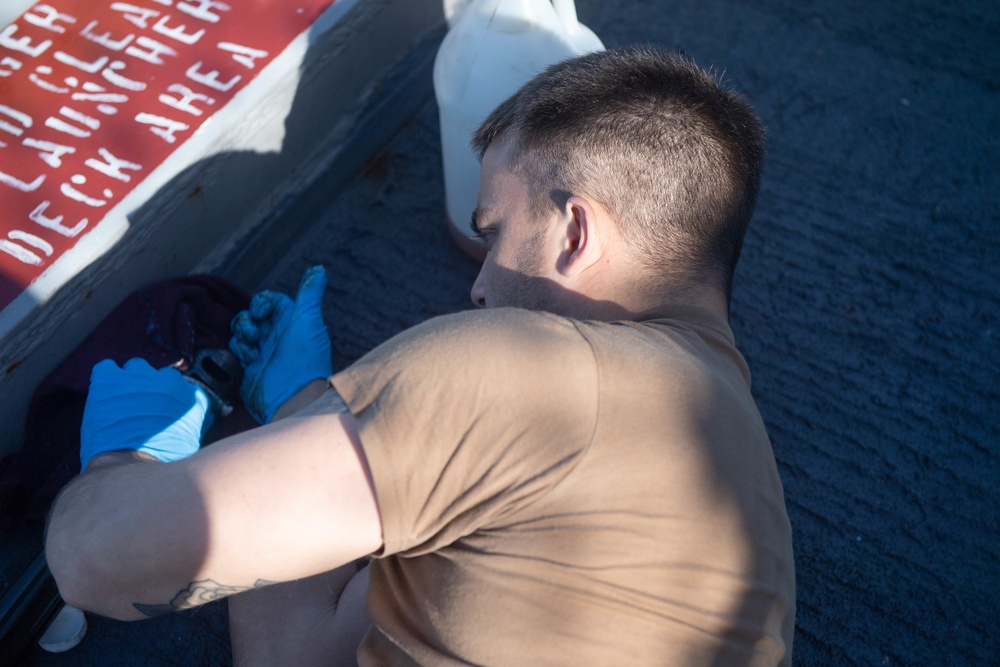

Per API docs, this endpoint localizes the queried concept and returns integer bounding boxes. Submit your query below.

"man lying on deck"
[45,45,795,666]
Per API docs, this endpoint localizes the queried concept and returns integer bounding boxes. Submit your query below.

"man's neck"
[559,274,730,323]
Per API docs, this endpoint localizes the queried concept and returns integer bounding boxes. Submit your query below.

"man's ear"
[557,195,607,277]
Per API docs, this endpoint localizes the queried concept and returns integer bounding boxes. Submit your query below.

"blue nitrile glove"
[229,265,333,424]
[80,358,214,470]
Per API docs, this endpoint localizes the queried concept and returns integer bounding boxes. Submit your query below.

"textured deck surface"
[20,0,999,664]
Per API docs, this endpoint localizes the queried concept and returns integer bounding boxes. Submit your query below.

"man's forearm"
[80,449,157,471]
[46,452,214,620]
[45,385,380,621]
[47,378,327,619]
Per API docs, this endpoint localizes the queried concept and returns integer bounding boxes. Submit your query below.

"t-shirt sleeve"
[331,308,599,558]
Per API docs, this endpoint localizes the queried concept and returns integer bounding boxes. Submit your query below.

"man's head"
[469,45,765,316]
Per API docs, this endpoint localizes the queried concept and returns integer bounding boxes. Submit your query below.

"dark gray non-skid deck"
[19,0,999,664]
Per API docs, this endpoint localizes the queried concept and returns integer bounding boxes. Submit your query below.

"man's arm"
[45,385,382,621]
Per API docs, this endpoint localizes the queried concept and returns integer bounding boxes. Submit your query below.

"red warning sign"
[0,0,337,311]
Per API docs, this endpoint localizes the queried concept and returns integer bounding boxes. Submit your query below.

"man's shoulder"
[419,308,728,367]
[413,307,590,349]
[340,308,594,386]
[424,306,576,329]
[568,306,750,391]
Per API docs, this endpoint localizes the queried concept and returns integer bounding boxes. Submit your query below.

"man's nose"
[470,271,486,308]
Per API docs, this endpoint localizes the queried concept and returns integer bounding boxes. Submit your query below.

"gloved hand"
[229,265,332,423]
[80,358,214,470]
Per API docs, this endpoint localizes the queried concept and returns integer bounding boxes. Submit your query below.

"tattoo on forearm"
[133,579,276,617]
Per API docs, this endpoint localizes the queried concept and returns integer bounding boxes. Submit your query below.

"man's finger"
[295,265,327,310]
[250,291,279,319]
[229,312,261,365]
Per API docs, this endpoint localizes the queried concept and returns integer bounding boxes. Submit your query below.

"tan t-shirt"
[331,306,795,666]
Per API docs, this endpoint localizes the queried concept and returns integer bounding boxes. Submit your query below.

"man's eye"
[472,230,494,248]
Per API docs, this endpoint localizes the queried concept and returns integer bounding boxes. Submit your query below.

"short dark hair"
[471,45,765,302]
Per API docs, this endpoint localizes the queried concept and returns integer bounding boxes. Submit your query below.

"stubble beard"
[490,228,561,312]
